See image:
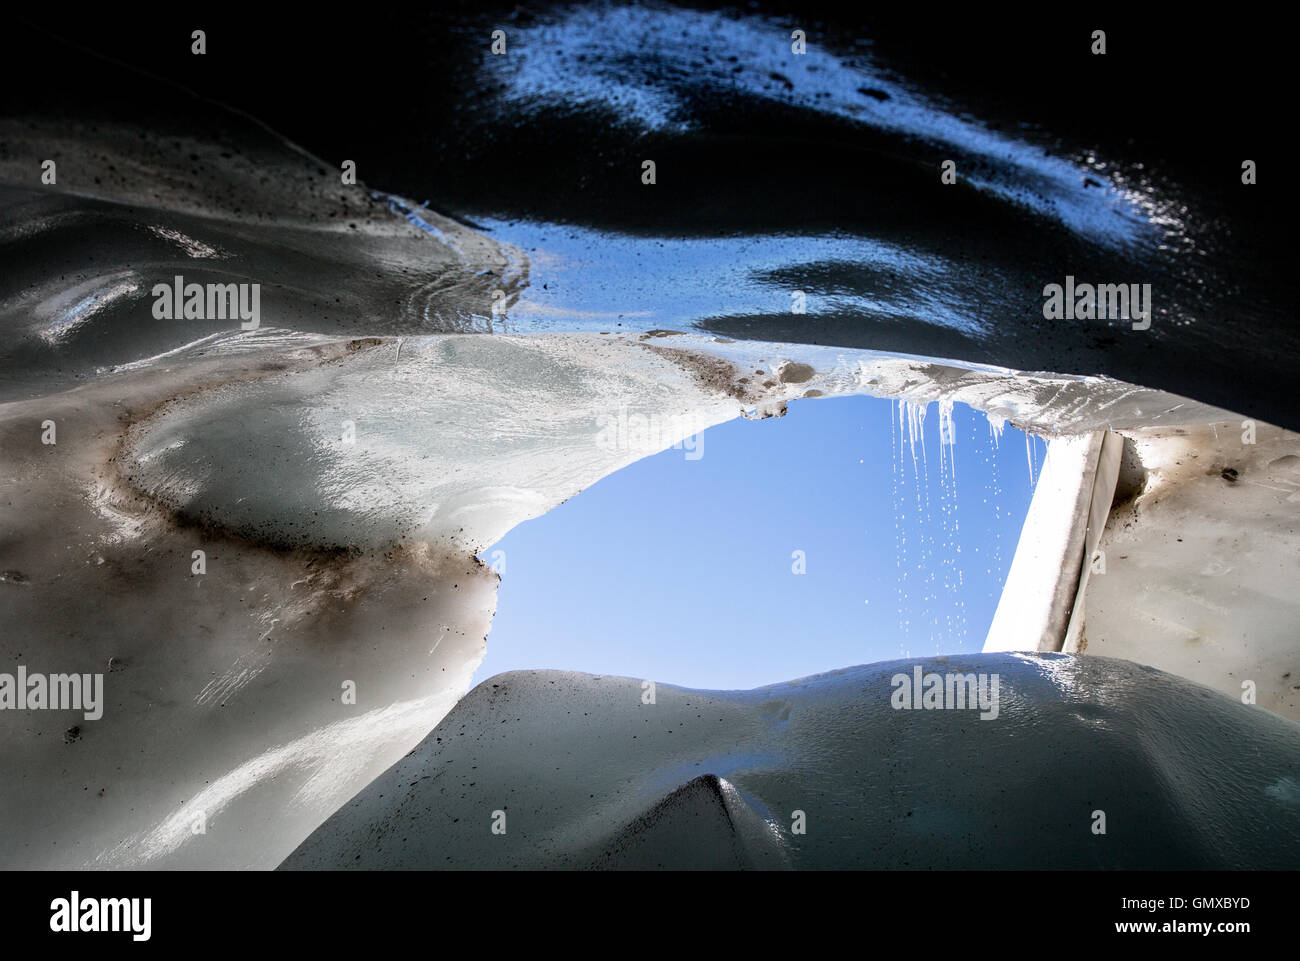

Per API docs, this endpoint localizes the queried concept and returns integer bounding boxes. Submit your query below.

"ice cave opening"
[474,393,1047,690]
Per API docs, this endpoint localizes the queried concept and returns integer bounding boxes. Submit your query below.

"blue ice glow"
[413,213,992,335]
[490,4,1165,249]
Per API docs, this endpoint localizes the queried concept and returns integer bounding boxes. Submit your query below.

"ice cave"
[0,6,1296,876]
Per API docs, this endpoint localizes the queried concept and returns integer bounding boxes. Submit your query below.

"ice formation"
[283,655,1300,870]
[2,10,1297,872]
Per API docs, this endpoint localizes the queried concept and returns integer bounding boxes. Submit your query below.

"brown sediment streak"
[637,341,761,405]
[91,336,393,559]
[637,331,1257,441]
[0,333,499,869]
[0,333,492,665]
[56,332,498,636]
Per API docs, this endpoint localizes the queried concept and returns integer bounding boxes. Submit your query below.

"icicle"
[985,410,1005,448]
[938,398,956,474]
[899,398,928,480]
[890,396,980,650]
[891,397,906,643]
[936,398,965,646]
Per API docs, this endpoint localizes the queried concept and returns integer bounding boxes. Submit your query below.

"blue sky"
[475,394,1043,691]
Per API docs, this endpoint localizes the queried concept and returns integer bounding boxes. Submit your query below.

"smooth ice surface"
[122,332,744,553]
[283,653,1300,870]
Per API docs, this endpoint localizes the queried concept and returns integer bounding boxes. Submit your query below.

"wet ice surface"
[437,214,995,336]
[0,182,518,402]
[283,654,1300,870]
[489,5,1165,250]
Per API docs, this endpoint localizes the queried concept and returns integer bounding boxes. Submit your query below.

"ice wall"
[1082,422,1300,720]
[0,341,501,869]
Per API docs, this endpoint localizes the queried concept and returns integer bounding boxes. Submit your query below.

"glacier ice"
[283,654,1300,870]
[2,12,1298,874]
